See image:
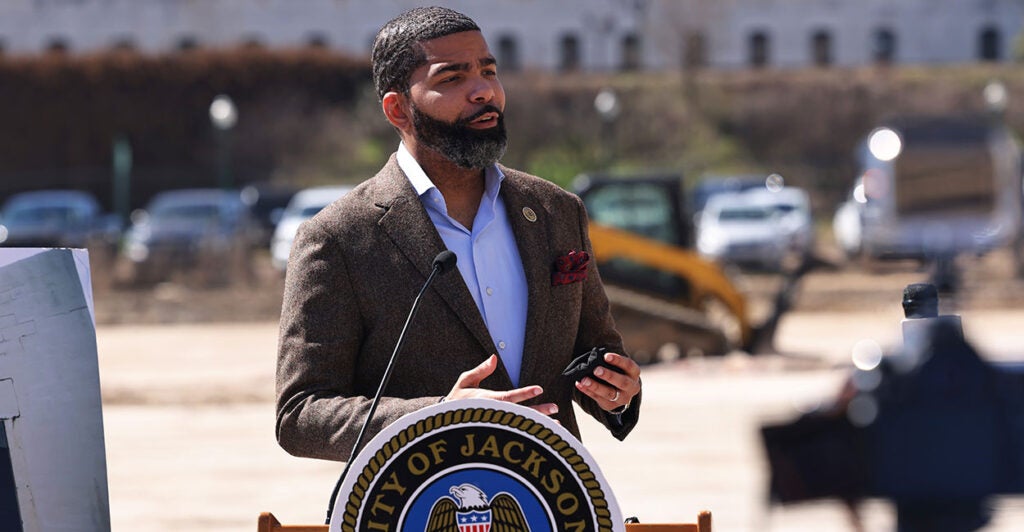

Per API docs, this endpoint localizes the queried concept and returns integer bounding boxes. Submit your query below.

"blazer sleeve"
[568,194,642,440]
[275,219,438,461]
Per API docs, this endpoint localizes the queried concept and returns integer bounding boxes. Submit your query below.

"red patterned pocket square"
[552,250,590,286]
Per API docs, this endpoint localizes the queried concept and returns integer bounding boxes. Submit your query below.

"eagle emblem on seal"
[425,483,530,532]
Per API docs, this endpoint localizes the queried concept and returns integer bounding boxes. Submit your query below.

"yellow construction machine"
[574,173,798,362]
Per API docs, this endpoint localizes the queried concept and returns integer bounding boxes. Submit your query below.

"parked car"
[0,189,121,253]
[832,175,867,259]
[761,187,815,259]
[240,182,298,248]
[696,187,814,271]
[689,174,767,221]
[271,185,352,271]
[121,188,259,284]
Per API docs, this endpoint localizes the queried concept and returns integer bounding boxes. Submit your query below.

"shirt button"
[498,341,507,349]
[486,287,494,296]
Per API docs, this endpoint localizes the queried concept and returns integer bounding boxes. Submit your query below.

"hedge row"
[0,48,371,206]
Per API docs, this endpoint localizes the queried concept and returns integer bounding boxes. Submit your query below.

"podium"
[263,398,711,532]
[258,511,712,532]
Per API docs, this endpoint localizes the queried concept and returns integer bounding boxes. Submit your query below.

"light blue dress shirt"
[397,144,529,386]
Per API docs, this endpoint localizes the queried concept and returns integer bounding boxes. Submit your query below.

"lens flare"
[868,127,902,162]
[847,395,879,427]
[851,338,883,371]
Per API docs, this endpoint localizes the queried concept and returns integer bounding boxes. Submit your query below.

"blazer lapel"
[500,173,554,387]
[372,157,497,358]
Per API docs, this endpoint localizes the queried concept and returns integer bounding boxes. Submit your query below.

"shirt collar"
[397,142,505,202]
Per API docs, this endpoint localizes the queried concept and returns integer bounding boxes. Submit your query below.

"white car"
[761,187,815,258]
[270,185,352,271]
[697,187,814,271]
[832,175,866,259]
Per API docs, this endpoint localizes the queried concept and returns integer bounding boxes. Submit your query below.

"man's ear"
[382,91,412,132]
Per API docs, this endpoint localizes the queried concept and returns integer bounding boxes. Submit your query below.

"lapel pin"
[522,207,538,222]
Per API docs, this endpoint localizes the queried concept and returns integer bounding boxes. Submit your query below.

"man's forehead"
[417,30,493,66]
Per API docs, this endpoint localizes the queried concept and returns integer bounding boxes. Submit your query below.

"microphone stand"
[324,250,456,524]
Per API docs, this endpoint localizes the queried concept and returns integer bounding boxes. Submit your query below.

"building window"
[45,38,69,54]
[177,36,200,52]
[811,29,833,66]
[241,35,265,49]
[979,25,1001,61]
[111,37,136,52]
[683,32,707,69]
[621,33,642,71]
[307,33,329,49]
[559,33,581,72]
[497,34,520,72]
[748,31,770,68]
[872,28,897,64]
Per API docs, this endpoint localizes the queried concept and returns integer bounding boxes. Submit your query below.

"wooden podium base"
[257,510,712,532]
[267,400,711,532]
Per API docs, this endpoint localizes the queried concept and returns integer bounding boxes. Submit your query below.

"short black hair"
[371,6,480,100]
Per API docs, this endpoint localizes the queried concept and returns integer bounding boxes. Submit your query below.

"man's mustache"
[460,105,504,125]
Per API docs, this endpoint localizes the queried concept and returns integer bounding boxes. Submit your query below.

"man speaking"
[276,5,641,463]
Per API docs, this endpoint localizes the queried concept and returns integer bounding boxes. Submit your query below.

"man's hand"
[574,351,640,413]
[443,355,559,417]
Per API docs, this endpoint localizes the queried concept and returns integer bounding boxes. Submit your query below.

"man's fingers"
[577,351,642,412]
[492,388,555,416]
[491,385,543,404]
[456,354,498,388]
[525,402,559,417]
[446,383,546,406]
[591,365,626,390]
[582,353,638,395]
[576,378,616,408]
[603,352,640,379]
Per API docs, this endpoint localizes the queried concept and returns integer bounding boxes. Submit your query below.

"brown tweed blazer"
[276,155,640,461]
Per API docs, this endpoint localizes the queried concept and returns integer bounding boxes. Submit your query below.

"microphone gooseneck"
[324,250,457,524]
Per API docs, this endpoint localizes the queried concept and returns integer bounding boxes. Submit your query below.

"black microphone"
[325,249,457,524]
[432,249,458,275]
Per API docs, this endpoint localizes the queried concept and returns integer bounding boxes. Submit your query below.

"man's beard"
[411,103,508,170]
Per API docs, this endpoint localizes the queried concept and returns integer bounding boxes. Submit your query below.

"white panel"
[0,379,19,420]
[0,249,110,532]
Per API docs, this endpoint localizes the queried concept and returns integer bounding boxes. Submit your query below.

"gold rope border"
[340,406,613,531]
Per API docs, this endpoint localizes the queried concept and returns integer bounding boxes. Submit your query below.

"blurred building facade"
[0,0,1021,71]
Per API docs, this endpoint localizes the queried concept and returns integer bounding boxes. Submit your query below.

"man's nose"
[468,78,496,103]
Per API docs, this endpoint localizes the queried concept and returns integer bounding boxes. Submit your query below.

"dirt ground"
[89,243,1024,328]
[91,246,1024,531]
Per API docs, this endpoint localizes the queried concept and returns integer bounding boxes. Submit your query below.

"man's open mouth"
[470,112,499,125]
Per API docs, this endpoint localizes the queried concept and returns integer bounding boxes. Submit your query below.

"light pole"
[209,94,238,189]
[594,88,620,167]
[984,79,1008,116]
[983,79,1024,278]
[112,134,132,222]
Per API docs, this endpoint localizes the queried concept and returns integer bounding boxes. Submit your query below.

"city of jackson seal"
[329,398,625,532]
